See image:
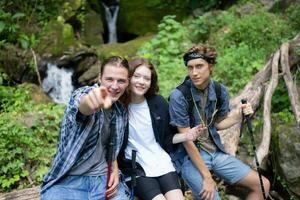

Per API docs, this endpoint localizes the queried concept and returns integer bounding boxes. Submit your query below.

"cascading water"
[42,63,74,104]
[102,1,119,43]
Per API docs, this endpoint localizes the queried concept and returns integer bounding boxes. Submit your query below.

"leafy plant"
[0,0,64,48]
[0,85,64,191]
[185,10,236,43]
[212,9,295,95]
[285,4,300,32]
[138,15,191,97]
[146,0,189,10]
[192,0,222,12]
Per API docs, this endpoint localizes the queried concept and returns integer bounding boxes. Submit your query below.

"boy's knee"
[250,175,270,194]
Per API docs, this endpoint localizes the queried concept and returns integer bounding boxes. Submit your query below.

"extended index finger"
[100,87,112,108]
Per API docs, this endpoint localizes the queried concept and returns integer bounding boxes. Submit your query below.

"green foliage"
[272,109,294,124]
[146,0,189,10]
[0,0,64,49]
[138,15,191,97]
[185,11,236,43]
[276,175,298,200]
[0,10,24,45]
[214,42,264,94]
[216,10,292,51]
[63,0,86,28]
[0,86,64,191]
[285,4,300,32]
[0,0,63,25]
[0,71,9,85]
[271,79,293,113]
[0,10,34,49]
[212,10,295,95]
[218,188,229,200]
[190,0,222,12]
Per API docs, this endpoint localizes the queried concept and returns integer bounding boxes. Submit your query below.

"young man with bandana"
[169,45,270,200]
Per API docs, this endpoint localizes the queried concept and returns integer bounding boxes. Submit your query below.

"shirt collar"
[190,79,217,102]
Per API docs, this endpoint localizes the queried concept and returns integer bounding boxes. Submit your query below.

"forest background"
[0,0,300,199]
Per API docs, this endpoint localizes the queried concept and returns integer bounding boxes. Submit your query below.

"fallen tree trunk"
[0,187,39,200]
[281,43,300,125]
[220,32,300,165]
[257,50,279,165]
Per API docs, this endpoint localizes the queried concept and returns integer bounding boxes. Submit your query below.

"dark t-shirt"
[68,109,113,176]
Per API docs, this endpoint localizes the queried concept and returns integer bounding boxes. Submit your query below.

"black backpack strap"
[176,76,194,127]
[173,78,222,127]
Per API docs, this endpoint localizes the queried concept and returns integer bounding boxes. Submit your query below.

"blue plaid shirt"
[41,84,128,193]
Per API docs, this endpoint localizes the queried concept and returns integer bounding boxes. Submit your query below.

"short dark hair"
[100,56,129,76]
[129,58,159,98]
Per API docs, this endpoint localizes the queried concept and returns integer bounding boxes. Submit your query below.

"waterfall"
[42,63,74,104]
[102,1,119,43]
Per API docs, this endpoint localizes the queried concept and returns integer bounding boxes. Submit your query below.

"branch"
[256,50,280,165]
[30,48,42,86]
[220,59,272,155]
[281,43,300,125]
[220,32,300,156]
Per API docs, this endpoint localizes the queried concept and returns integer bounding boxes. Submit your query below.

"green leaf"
[18,38,29,49]
[12,13,25,19]
[0,21,5,33]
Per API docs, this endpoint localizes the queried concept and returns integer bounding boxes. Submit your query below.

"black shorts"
[135,171,181,200]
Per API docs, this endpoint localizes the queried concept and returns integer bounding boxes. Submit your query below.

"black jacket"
[118,95,177,178]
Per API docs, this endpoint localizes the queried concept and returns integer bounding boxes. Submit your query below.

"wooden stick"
[30,48,42,86]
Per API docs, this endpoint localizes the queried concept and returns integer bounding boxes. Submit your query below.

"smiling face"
[187,58,212,90]
[100,64,129,103]
[130,65,152,98]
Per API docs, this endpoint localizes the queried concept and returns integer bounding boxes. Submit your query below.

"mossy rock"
[272,122,300,197]
[62,0,83,20]
[36,19,78,56]
[81,9,104,45]
[20,83,53,104]
[98,35,153,60]
[0,44,36,84]
[118,0,189,36]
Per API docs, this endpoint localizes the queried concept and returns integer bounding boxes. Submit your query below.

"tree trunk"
[220,32,300,164]
[0,187,39,200]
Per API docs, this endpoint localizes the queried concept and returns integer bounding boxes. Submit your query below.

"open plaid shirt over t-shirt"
[41,84,128,193]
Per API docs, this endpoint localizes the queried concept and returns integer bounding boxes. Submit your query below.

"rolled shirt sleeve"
[169,89,191,128]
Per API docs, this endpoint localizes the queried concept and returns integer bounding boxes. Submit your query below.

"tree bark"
[220,32,300,156]
[256,50,279,165]
[281,43,300,125]
[0,187,39,200]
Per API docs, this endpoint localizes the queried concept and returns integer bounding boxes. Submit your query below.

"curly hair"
[186,44,217,59]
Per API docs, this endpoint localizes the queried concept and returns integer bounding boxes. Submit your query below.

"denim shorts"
[41,175,130,200]
[179,149,251,200]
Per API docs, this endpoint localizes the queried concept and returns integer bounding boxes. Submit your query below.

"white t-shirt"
[125,100,175,177]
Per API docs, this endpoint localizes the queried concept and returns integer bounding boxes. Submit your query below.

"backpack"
[175,76,222,127]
